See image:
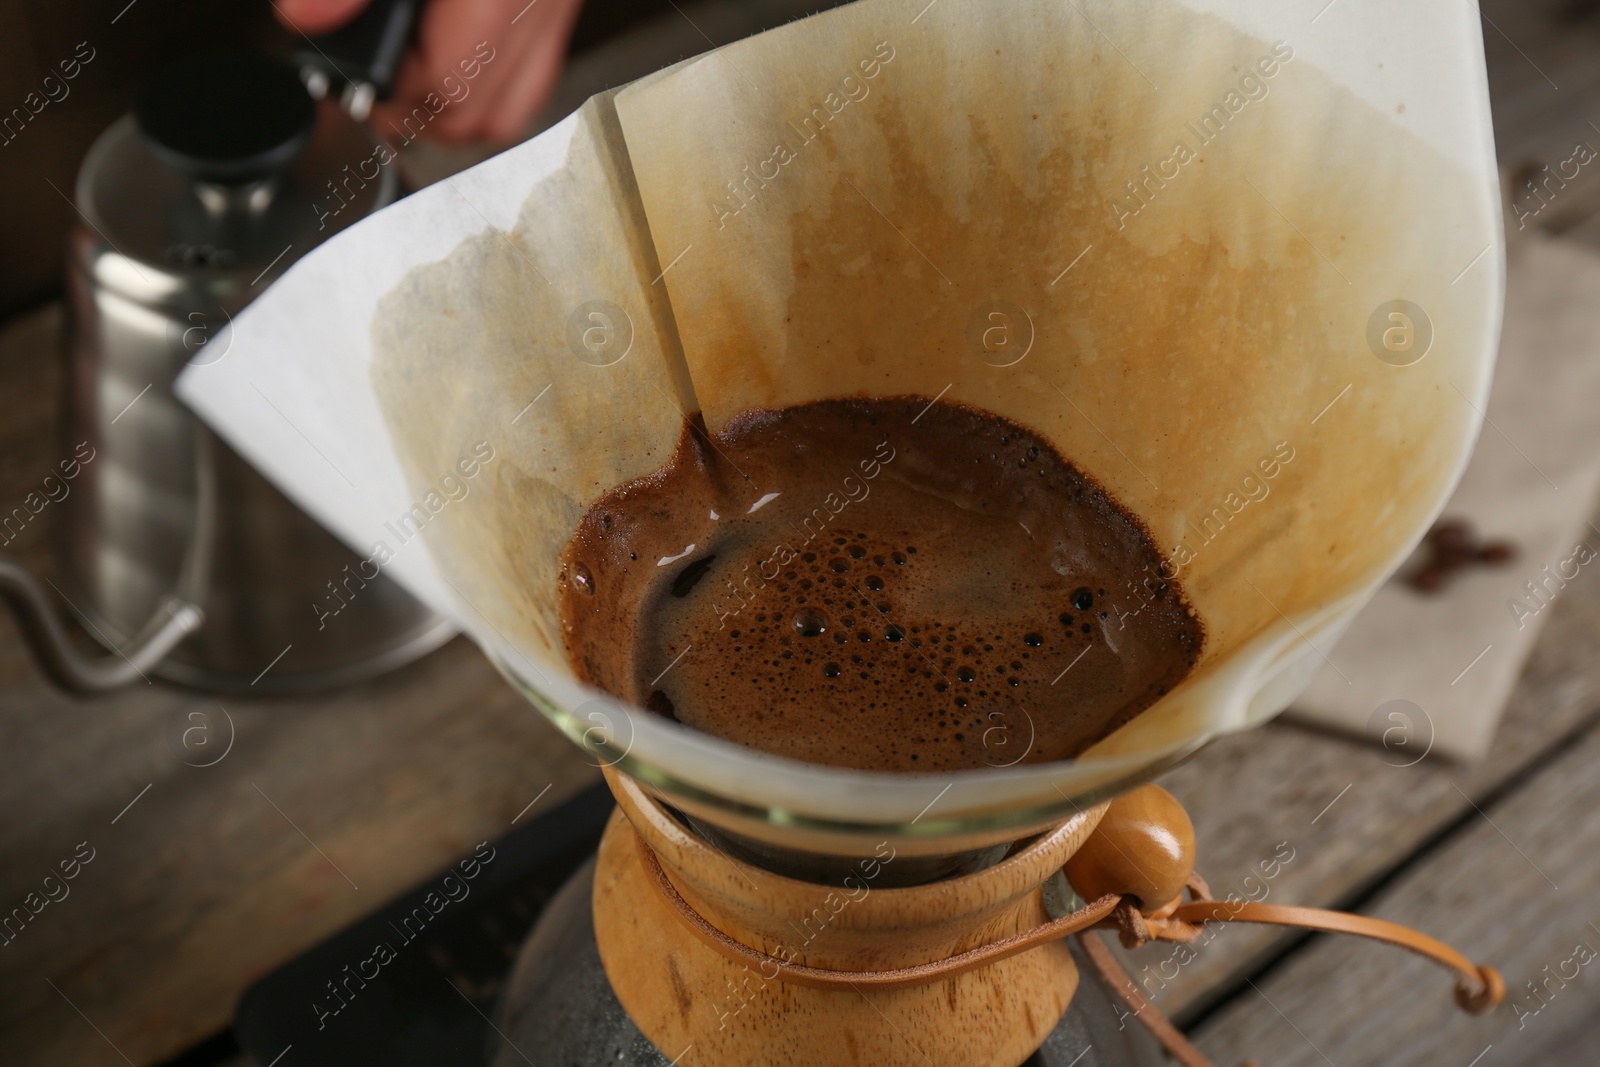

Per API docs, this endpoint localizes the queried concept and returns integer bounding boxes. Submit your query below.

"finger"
[434,0,583,143]
[407,0,563,144]
[273,0,371,35]
[371,40,510,146]
[373,37,504,145]
[369,50,480,147]
[370,0,582,146]
[478,6,578,143]
[383,0,517,142]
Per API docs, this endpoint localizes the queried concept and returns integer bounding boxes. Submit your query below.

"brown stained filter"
[366,0,1493,783]
[369,90,697,666]
[606,0,1491,760]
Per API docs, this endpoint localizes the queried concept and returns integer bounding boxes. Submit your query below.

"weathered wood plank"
[1192,681,1600,1067]
[1482,0,1600,168]
[1125,504,1600,1024]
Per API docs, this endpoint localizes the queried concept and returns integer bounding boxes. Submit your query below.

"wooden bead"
[1064,784,1196,909]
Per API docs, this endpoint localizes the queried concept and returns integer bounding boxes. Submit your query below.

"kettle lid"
[135,52,316,185]
[76,52,396,296]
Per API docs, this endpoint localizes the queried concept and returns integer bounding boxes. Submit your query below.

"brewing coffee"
[558,398,1201,772]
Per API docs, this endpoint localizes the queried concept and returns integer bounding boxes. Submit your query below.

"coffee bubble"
[793,609,829,637]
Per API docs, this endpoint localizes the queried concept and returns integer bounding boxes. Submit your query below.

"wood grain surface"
[1193,685,1600,1067]
[5,1,1600,1064]
[1132,531,1600,1026]
[0,305,599,1066]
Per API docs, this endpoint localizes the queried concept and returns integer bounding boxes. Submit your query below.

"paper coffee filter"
[613,0,1493,687]
[176,0,1501,855]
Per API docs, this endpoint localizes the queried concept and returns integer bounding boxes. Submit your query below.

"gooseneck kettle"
[0,16,453,694]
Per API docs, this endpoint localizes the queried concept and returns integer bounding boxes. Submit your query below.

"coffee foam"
[559,398,1202,771]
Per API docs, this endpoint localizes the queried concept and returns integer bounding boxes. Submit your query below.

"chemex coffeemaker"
[177,0,1508,1063]
[0,4,452,694]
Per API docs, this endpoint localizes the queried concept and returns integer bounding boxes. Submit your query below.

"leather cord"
[634,834,1505,1064]
[1075,929,1250,1067]
[1166,899,1505,1014]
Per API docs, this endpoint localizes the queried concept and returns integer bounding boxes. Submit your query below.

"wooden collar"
[635,833,1503,1067]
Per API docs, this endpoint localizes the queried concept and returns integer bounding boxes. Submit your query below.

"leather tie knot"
[1454,965,1506,1015]
[1112,899,1152,949]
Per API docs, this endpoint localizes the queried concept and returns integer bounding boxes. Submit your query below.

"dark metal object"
[294,0,422,120]
[491,857,669,1066]
[137,52,318,183]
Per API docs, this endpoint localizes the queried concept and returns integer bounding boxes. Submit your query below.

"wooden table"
[4,1,1600,1064]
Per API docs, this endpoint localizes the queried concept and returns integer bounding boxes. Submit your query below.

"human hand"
[275,0,587,144]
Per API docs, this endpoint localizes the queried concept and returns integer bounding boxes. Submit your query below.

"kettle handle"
[0,420,215,693]
[0,563,202,692]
